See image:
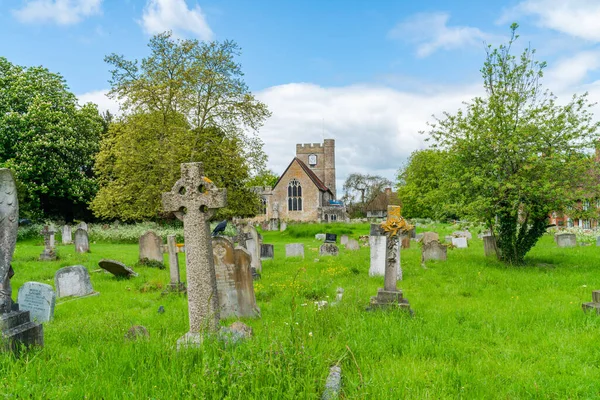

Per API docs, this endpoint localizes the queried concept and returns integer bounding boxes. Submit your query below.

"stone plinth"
[556,233,576,248]
[369,288,411,310]
[0,311,43,354]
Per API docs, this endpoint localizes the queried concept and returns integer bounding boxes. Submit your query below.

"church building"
[252,139,347,225]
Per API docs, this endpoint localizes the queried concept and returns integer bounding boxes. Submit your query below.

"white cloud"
[77,89,120,115]
[141,0,214,40]
[12,0,102,25]
[545,51,600,92]
[256,82,482,192]
[389,12,490,57]
[500,0,600,42]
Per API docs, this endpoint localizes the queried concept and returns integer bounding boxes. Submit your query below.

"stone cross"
[162,163,226,335]
[39,225,57,261]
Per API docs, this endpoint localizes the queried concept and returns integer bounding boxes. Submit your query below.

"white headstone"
[452,237,468,248]
[54,265,95,298]
[285,243,304,258]
[17,282,56,323]
[62,225,72,244]
[74,228,89,253]
[369,235,400,277]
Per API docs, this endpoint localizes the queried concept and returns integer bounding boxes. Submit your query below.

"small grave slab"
[319,243,339,256]
[260,244,274,260]
[99,259,138,278]
[325,233,337,243]
[452,237,468,248]
[315,233,326,241]
[285,243,304,258]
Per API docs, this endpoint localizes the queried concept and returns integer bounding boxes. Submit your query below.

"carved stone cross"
[162,163,226,334]
[40,225,56,250]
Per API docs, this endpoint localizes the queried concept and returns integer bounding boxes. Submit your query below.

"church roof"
[274,157,333,195]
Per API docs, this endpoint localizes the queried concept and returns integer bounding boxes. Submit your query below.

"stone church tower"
[295,139,336,199]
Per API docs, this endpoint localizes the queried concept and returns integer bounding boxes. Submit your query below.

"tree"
[0,57,103,220]
[247,169,279,188]
[342,173,393,215]
[396,149,454,220]
[92,32,270,220]
[428,24,600,264]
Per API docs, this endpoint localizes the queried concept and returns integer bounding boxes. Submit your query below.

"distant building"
[249,139,348,225]
[364,188,401,218]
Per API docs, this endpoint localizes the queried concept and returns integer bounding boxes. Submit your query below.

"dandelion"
[308,332,313,337]
[582,285,588,288]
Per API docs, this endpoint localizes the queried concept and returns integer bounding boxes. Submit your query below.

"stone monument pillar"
[166,235,185,292]
[369,205,412,312]
[39,225,57,261]
[162,163,226,346]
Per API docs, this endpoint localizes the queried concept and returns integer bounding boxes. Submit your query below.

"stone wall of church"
[296,139,336,199]
[272,161,321,222]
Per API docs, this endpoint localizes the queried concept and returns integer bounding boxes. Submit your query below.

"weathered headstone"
[280,221,287,232]
[212,237,260,318]
[315,233,326,241]
[17,282,55,323]
[62,225,72,244]
[556,233,576,248]
[345,239,359,251]
[483,235,498,257]
[99,259,138,278]
[421,231,439,245]
[421,240,447,263]
[319,243,339,256]
[325,233,337,243]
[452,237,468,248]
[139,231,163,264]
[401,235,410,249]
[582,290,600,314]
[166,235,185,292]
[241,225,262,273]
[74,228,89,253]
[54,265,95,298]
[285,243,304,258]
[369,205,411,311]
[76,222,88,231]
[39,225,57,261]
[162,162,226,345]
[597,236,600,247]
[340,235,349,246]
[260,244,274,260]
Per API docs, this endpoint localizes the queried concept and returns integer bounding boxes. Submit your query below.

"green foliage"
[137,258,165,270]
[247,169,279,188]
[93,32,270,221]
[281,222,367,238]
[427,24,600,264]
[0,57,103,220]
[396,149,454,219]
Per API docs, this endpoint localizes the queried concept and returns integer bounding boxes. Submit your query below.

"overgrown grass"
[2,223,600,398]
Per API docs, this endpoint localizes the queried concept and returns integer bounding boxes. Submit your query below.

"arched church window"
[288,179,302,211]
[260,197,267,215]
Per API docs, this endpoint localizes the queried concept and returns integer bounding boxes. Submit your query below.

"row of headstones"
[39,224,90,261]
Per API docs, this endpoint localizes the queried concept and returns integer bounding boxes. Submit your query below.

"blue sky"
[2,0,600,195]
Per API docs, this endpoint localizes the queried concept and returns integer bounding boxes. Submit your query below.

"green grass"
[2,224,600,398]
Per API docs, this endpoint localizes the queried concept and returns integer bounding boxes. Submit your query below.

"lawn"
[1,222,600,399]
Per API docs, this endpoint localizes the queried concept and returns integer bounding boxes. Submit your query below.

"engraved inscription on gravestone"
[17,282,56,323]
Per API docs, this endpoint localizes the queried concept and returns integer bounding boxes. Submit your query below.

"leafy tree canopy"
[427,24,600,264]
[0,57,103,220]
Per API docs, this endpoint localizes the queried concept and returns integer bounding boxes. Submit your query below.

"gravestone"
[269,218,279,231]
[17,282,55,323]
[54,265,95,298]
[62,225,72,244]
[139,231,163,264]
[421,231,439,245]
[99,259,138,278]
[452,237,468,248]
[241,225,262,273]
[483,235,497,257]
[582,290,600,314]
[319,243,339,256]
[162,162,227,346]
[369,230,400,278]
[260,244,274,260]
[325,233,337,243]
[77,222,88,231]
[280,221,287,232]
[315,233,326,241]
[370,223,383,236]
[597,236,600,247]
[74,228,89,253]
[556,233,576,248]
[345,239,359,251]
[166,235,185,292]
[0,169,44,353]
[340,235,349,246]
[285,243,304,258]
[421,240,447,262]
[212,237,260,318]
[401,235,410,249]
[39,225,57,261]
[369,205,411,311]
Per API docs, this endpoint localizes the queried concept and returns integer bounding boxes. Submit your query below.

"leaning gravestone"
[286,243,304,258]
[556,233,576,248]
[139,231,164,263]
[345,239,360,251]
[162,162,227,347]
[62,224,72,244]
[0,169,44,352]
[212,237,260,318]
[340,235,349,246]
[17,282,56,323]
[452,237,468,248]
[260,244,274,260]
[74,228,89,253]
[319,243,339,256]
[421,240,447,262]
[99,259,138,278]
[54,265,95,298]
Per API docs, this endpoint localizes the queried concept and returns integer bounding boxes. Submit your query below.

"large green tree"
[92,32,270,220]
[0,57,103,220]
[428,24,600,264]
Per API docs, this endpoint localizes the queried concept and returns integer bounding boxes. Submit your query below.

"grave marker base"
[0,310,43,354]
[368,288,412,312]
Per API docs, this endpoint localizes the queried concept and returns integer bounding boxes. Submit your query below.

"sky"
[2,0,600,196]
